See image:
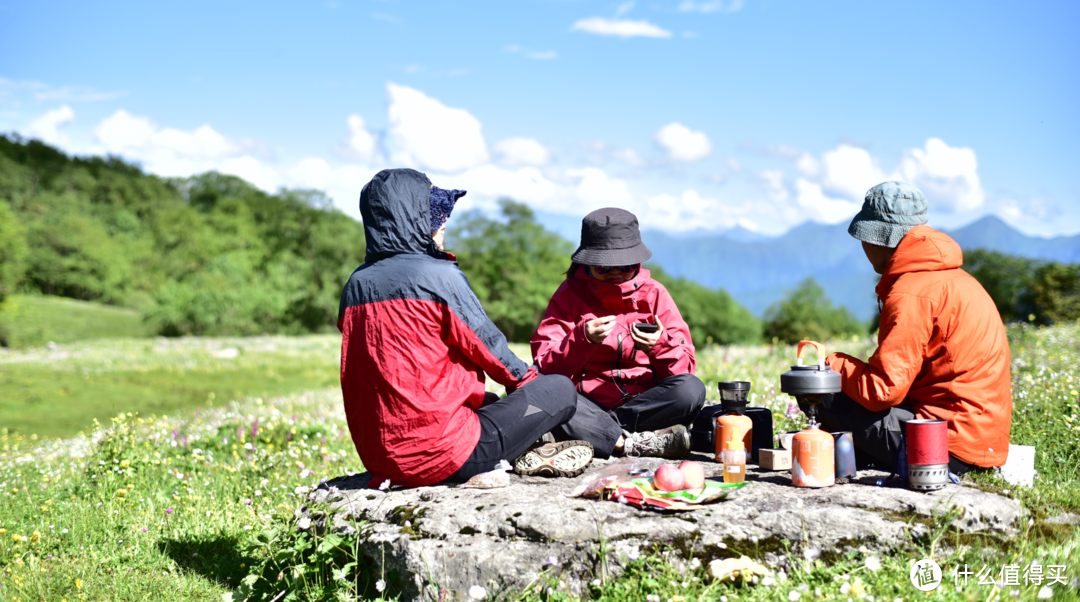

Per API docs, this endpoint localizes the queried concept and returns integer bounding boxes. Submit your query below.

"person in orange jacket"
[813,181,1012,475]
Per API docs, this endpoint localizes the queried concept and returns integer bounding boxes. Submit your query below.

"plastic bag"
[461,460,512,489]
[567,458,662,498]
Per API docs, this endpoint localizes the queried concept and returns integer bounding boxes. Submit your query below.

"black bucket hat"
[571,208,653,267]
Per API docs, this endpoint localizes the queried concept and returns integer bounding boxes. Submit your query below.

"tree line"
[1,135,1076,347]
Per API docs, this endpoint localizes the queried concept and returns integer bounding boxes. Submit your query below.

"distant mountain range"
[537,212,1080,321]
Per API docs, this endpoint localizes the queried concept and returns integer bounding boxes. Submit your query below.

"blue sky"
[2,0,1078,237]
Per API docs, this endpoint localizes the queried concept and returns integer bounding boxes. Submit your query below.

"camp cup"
[831,431,857,479]
[905,419,949,491]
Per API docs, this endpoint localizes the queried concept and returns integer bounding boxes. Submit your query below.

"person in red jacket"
[338,169,595,488]
[813,181,1012,474]
[531,208,706,459]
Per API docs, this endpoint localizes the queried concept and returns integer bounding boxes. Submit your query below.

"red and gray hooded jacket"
[530,266,696,409]
[337,169,535,487]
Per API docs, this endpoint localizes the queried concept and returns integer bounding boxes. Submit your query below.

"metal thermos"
[832,431,857,479]
[715,381,753,463]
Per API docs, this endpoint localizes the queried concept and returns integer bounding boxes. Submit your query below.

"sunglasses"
[593,264,639,275]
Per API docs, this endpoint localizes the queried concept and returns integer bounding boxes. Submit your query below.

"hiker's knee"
[531,373,578,420]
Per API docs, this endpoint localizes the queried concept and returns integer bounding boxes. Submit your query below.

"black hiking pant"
[442,374,581,483]
[805,391,979,475]
[553,374,707,459]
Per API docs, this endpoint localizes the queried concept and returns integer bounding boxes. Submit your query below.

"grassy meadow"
[0,315,1078,601]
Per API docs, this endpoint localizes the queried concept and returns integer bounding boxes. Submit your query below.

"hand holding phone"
[634,322,659,333]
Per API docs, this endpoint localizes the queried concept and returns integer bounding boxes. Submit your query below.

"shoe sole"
[514,440,594,478]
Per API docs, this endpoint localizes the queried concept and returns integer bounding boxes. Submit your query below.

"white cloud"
[677,0,744,13]
[385,82,489,173]
[794,179,861,224]
[219,156,282,192]
[615,2,635,18]
[571,17,672,38]
[527,51,557,60]
[492,137,551,167]
[759,170,790,203]
[895,137,984,213]
[654,122,712,162]
[92,109,247,177]
[644,189,750,232]
[343,114,378,163]
[818,145,887,201]
[25,105,75,145]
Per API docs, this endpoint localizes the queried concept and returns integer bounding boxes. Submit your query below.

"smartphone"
[634,323,659,333]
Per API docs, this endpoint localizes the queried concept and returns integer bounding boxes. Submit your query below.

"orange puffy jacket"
[827,225,1012,467]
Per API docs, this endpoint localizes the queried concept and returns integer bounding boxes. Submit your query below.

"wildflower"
[864,556,881,571]
[690,557,701,570]
[376,579,386,592]
[31,531,40,542]
[1038,587,1053,599]
[120,460,130,468]
[803,547,820,561]
[75,578,82,589]
[165,507,174,514]
[468,585,487,600]
[788,591,801,601]
[141,528,148,532]
[840,582,851,595]
[297,517,312,530]
[378,479,391,491]
[61,528,68,534]
[850,578,865,597]
[254,490,262,496]
[546,555,558,566]
[117,489,127,496]
[591,579,602,587]
[762,576,776,586]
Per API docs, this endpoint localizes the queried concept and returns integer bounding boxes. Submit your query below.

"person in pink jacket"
[530,208,705,458]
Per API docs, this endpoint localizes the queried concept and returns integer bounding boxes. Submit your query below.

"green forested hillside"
[0,135,366,337]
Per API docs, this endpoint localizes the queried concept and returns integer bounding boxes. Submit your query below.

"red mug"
[906,419,948,466]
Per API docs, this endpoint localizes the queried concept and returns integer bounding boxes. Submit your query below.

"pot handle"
[796,340,826,368]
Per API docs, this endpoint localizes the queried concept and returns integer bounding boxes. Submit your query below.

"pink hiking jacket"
[530,266,696,409]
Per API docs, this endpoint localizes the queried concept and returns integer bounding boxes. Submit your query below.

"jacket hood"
[877,225,963,292]
[360,168,438,262]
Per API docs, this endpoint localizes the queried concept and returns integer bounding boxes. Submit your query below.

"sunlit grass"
[0,323,1077,601]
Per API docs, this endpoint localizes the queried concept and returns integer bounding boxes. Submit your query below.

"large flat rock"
[306,452,1023,601]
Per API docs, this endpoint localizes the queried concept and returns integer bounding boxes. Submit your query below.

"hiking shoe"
[623,425,691,459]
[514,440,594,477]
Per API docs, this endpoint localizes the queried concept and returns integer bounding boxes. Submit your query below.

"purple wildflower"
[252,418,259,438]
[165,508,174,514]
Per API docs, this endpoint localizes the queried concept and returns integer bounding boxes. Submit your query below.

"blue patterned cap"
[429,186,466,233]
[848,181,928,248]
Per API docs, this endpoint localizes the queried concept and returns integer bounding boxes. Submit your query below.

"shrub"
[763,277,865,344]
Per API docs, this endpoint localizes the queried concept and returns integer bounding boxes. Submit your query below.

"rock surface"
[307,452,1024,601]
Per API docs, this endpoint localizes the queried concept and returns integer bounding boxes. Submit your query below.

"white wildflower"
[803,547,820,561]
[865,556,881,571]
[788,591,801,601]
[591,579,601,587]
[375,579,386,592]
[378,479,391,491]
[294,485,310,495]
[840,582,851,595]
[690,557,701,569]
[468,585,487,600]
[1037,587,1052,599]
[762,576,776,586]
[297,517,311,530]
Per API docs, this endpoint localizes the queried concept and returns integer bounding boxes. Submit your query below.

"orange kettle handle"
[797,340,826,368]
